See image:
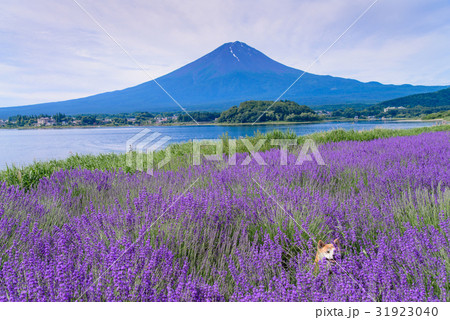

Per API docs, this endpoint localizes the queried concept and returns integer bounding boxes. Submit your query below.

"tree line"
[216,100,321,123]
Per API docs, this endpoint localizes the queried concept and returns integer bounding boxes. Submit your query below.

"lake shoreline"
[0,117,439,131]
[0,121,444,172]
[1,124,449,189]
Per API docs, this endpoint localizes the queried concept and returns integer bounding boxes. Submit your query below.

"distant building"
[0,119,5,126]
[127,118,136,123]
[155,117,168,123]
[316,110,331,117]
[37,117,56,126]
[37,117,47,126]
[384,106,406,113]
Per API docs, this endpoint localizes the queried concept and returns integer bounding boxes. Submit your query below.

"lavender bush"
[0,131,449,301]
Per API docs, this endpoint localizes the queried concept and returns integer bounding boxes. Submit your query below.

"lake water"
[0,121,436,170]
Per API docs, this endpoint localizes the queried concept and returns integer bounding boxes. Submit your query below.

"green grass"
[1,124,449,190]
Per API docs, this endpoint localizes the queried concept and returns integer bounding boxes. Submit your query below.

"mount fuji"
[0,41,446,117]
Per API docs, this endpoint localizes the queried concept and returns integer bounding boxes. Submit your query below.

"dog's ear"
[318,240,325,248]
[334,239,340,249]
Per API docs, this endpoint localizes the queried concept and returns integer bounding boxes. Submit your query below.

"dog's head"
[317,239,340,263]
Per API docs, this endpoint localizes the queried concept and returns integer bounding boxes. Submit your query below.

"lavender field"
[0,131,449,301]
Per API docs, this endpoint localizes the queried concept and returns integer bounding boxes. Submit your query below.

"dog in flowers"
[315,239,340,271]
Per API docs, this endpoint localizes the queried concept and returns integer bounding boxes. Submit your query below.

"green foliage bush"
[217,100,320,123]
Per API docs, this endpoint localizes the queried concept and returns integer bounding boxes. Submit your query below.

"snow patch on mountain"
[229,46,240,62]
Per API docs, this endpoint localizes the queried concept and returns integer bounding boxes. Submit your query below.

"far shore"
[0,117,443,131]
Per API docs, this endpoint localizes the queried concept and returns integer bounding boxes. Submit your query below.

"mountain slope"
[377,87,450,108]
[0,41,447,118]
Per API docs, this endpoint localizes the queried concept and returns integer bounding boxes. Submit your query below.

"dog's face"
[316,239,340,263]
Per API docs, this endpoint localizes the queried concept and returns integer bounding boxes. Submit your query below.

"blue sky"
[1,0,449,107]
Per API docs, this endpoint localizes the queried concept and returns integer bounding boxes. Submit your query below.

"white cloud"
[0,0,449,107]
